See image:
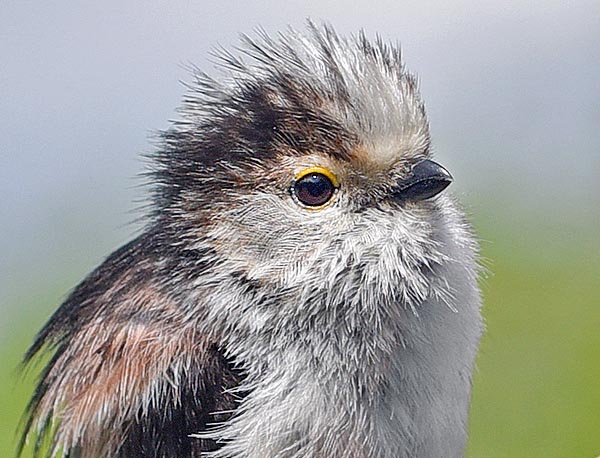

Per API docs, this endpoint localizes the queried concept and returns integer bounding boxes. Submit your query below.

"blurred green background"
[2,1,599,457]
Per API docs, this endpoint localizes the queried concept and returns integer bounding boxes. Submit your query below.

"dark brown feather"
[21,233,244,457]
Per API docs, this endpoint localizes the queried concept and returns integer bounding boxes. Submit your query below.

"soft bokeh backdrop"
[2,1,599,456]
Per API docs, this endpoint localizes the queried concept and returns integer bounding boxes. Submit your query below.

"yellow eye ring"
[294,166,340,188]
[291,166,339,208]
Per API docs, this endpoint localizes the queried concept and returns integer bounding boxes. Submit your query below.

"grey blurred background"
[2,1,599,456]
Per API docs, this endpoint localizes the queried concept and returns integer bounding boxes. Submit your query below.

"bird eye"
[291,167,339,208]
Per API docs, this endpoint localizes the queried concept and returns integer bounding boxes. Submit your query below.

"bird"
[21,22,483,458]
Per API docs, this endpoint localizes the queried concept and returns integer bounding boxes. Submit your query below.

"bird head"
[151,24,457,316]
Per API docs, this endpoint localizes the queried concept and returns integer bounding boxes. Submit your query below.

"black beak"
[392,159,453,202]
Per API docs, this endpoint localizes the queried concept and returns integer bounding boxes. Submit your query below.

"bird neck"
[199,263,481,458]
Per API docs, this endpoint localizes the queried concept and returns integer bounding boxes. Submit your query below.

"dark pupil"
[294,173,335,206]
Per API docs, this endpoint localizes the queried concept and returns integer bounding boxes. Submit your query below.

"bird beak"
[392,159,453,202]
